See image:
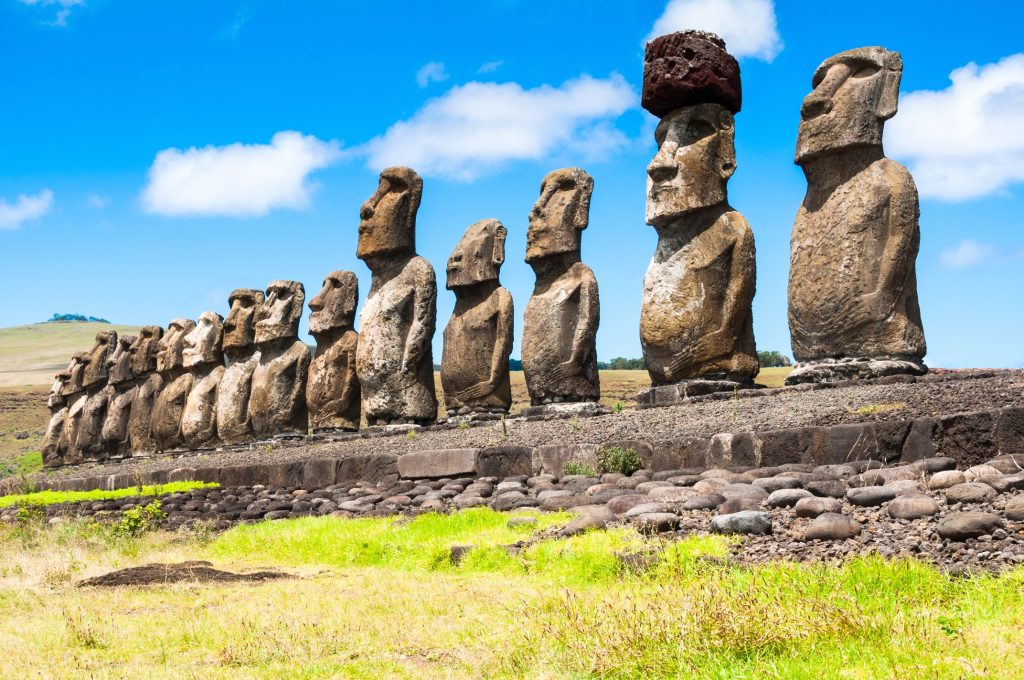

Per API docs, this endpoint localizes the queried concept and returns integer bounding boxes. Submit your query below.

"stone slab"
[398,448,479,479]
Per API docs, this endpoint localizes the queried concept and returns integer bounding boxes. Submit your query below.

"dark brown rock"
[642,30,741,117]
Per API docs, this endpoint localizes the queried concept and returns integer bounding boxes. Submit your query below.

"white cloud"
[416,62,449,88]
[362,74,636,180]
[86,193,110,209]
[0,189,54,230]
[478,61,503,74]
[887,53,1024,201]
[648,0,782,61]
[18,0,84,26]
[142,131,343,218]
[940,239,996,269]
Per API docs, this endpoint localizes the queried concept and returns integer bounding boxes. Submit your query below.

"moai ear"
[877,51,903,120]
[717,109,737,181]
[492,224,507,266]
[573,173,594,231]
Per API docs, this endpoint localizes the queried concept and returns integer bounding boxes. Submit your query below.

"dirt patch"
[77,560,287,587]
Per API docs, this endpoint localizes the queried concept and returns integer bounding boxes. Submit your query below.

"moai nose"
[801,93,833,120]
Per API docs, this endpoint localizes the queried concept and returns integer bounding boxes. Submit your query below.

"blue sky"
[1,0,1023,368]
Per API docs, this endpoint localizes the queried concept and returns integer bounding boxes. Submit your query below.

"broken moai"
[355,166,439,426]
[217,288,265,444]
[249,281,311,437]
[307,271,361,432]
[639,31,758,395]
[127,325,164,454]
[181,311,225,449]
[521,168,600,406]
[787,46,926,384]
[100,335,137,457]
[151,318,196,452]
[441,218,514,417]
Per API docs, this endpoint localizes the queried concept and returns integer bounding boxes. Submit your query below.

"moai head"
[795,46,902,164]
[255,280,304,344]
[82,330,117,389]
[222,289,265,352]
[309,271,358,336]
[526,168,593,264]
[447,219,507,290]
[129,325,163,376]
[63,352,89,397]
[107,336,135,386]
[183,311,224,368]
[48,370,70,407]
[156,319,196,373]
[357,166,423,263]
[646,104,736,226]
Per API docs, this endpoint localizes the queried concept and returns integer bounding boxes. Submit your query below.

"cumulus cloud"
[142,131,343,218]
[416,62,449,88]
[940,239,996,269]
[887,53,1024,201]
[362,74,636,180]
[18,0,84,26]
[648,0,782,61]
[0,189,54,230]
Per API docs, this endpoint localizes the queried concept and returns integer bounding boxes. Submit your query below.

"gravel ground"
[40,370,1024,484]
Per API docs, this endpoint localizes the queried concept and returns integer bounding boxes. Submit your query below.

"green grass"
[0,481,218,508]
[0,451,42,479]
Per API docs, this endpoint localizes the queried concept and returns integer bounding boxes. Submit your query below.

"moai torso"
[216,288,265,443]
[307,271,361,432]
[129,373,162,453]
[151,319,195,451]
[100,336,136,456]
[441,219,514,414]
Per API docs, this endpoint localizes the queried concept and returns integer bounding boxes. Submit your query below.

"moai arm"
[320,335,359,416]
[402,264,437,374]
[455,289,514,402]
[286,342,312,421]
[554,271,599,379]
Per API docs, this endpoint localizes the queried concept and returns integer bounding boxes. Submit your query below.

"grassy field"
[0,322,142,389]
[0,508,1021,678]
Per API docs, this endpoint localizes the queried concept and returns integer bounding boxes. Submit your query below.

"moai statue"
[441,219,513,417]
[521,168,600,406]
[181,311,225,449]
[787,47,926,384]
[41,369,71,468]
[151,318,196,451]
[638,31,758,398]
[217,289,265,444]
[127,325,164,454]
[100,335,137,457]
[355,166,438,426]
[58,352,89,465]
[249,281,311,437]
[77,330,117,460]
[307,271,361,432]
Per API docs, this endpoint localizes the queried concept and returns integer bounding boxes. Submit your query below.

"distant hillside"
[0,322,142,388]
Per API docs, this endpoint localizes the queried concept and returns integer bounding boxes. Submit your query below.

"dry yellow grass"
[0,322,141,388]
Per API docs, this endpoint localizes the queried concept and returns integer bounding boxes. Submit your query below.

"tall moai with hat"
[638,30,759,402]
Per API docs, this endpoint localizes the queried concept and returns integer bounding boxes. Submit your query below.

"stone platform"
[636,379,751,407]
[785,356,928,385]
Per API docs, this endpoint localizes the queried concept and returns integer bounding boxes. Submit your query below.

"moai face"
[357,166,423,262]
[309,271,358,335]
[447,219,506,290]
[183,311,224,368]
[526,168,593,264]
[129,325,163,376]
[107,336,135,386]
[82,331,117,389]
[255,280,304,344]
[795,47,902,164]
[63,352,89,397]
[222,289,265,352]
[646,103,735,227]
[48,371,70,407]
[156,319,196,373]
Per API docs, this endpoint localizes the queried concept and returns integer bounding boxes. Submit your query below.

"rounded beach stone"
[683,493,725,511]
[847,486,897,506]
[634,481,673,494]
[710,510,771,535]
[794,496,842,518]
[927,470,965,490]
[719,484,768,502]
[634,512,680,534]
[765,488,812,508]
[560,513,607,536]
[647,486,697,502]
[804,513,861,541]
[936,512,1003,541]
[805,480,848,498]
[885,479,925,495]
[964,464,1001,481]
[623,502,674,519]
[753,476,803,492]
[606,495,655,515]
[1004,495,1024,521]
[887,493,939,519]
[693,478,731,495]
[945,482,997,504]
[912,457,957,474]
[717,497,761,514]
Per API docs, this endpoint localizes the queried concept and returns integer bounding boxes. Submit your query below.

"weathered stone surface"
[477,445,533,478]
[641,101,757,387]
[441,219,513,415]
[634,512,680,534]
[794,496,842,518]
[58,352,91,465]
[217,289,264,444]
[1006,495,1024,521]
[77,331,117,460]
[100,335,137,457]
[337,453,398,483]
[398,448,479,479]
[683,493,724,510]
[181,311,225,450]
[939,412,996,468]
[152,319,196,452]
[307,271,361,432]
[250,281,311,438]
[356,167,438,425]
[711,511,771,535]
[41,368,70,467]
[787,47,926,383]
[765,488,812,508]
[847,486,897,506]
[927,470,965,490]
[804,513,861,541]
[936,512,1003,541]
[126,326,163,454]
[887,493,939,519]
[944,482,997,504]
[534,443,599,477]
[522,168,600,405]
[642,30,741,117]
[303,458,338,489]
[753,476,802,492]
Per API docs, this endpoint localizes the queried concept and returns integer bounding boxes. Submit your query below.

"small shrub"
[569,417,581,432]
[562,460,597,477]
[406,429,417,440]
[613,402,623,413]
[114,500,166,539]
[458,421,470,430]
[597,446,644,476]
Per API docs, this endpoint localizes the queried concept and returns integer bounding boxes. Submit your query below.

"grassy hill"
[0,322,142,389]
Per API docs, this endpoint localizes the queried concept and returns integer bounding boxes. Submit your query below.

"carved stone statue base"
[519,401,609,419]
[444,407,508,424]
[785,356,928,385]
[636,378,752,407]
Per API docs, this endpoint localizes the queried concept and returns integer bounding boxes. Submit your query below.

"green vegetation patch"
[0,481,217,508]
